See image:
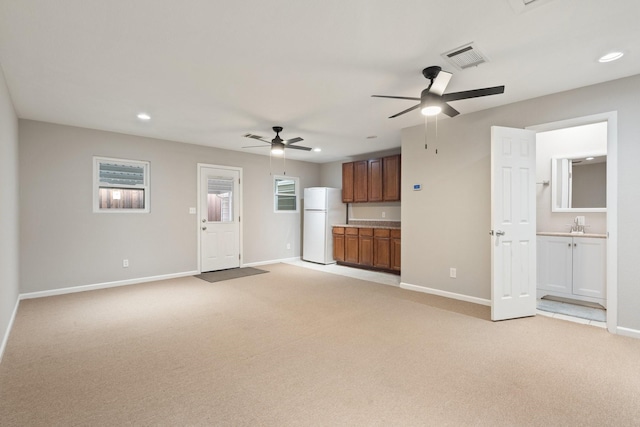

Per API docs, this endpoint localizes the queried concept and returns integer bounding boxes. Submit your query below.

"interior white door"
[199,166,240,272]
[491,126,537,321]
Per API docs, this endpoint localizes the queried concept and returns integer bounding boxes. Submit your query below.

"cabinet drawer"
[390,229,401,238]
[359,228,373,236]
[345,227,359,236]
[374,229,390,238]
[333,227,345,235]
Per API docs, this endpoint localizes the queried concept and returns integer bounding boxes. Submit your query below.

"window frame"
[273,175,299,213]
[93,156,150,213]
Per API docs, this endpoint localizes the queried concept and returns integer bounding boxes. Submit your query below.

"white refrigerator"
[303,187,346,264]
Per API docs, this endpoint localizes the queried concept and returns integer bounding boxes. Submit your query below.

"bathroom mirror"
[551,152,606,212]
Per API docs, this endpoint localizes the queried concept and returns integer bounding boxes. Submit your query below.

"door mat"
[537,298,606,322]
[194,267,268,283]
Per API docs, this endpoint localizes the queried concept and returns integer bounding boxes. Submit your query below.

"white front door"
[491,126,537,321]
[199,166,241,272]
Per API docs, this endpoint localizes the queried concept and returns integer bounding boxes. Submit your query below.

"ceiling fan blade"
[285,137,304,144]
[389,103,420,118]
[242,145,269,149]
[372,95,421,101]
[243,133,272,143]
[441,102,460,118]
[442,85,505,102]
[429,71,453,96]
[286,144,312,151]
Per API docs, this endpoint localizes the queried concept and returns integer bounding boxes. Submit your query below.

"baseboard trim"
[400,282,491,306]
[243,257,301,267]
[19,270,200,300]
[0,297,20,364]
[616,326,640,340]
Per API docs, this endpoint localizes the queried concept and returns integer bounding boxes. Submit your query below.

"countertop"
[333,223,401,230]
[537,231,607,238]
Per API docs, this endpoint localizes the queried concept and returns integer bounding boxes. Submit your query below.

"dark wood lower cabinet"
[333,227,345,262]
[390,229,401,272]
[332,226,400,274]
[359,228,373,266]
[373,229,391,270]
[344,228,359,264]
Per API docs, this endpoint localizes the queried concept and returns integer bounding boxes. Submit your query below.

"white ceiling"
[1,0,639,163]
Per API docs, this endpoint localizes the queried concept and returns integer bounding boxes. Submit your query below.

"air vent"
[441,43,488,70]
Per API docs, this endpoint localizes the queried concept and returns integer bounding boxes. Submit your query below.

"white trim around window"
[93,156,150,213]
[273,175,299,213]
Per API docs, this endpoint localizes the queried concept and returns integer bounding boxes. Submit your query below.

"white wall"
[19,120,321,293]
[401,74,640,332]
[0,65,19,359]
[536,122,607,233]
[319,148,402,222]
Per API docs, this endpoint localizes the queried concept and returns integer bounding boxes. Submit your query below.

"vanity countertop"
[537,231,607,238]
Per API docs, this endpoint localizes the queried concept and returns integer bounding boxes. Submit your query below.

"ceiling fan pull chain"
[424,115,428,150]
[435,114,439,155]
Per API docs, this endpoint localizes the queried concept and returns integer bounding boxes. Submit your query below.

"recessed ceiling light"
[137,113,151,121]
[313,148,322,152]
[598,52,624,63]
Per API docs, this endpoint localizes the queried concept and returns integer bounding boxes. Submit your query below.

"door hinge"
[238,178,241,184]
[239,216,240,222]
[238,254,241,260]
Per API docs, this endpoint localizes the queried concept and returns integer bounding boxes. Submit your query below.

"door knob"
[202,219,206,223]
[202,226,207,231]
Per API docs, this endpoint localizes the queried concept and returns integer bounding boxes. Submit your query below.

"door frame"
[526,111,617,334]
[196,163,243,273]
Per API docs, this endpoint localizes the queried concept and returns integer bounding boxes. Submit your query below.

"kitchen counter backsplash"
[347,220,401,228]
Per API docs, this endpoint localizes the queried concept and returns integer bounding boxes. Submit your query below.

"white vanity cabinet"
[537,234,606,306]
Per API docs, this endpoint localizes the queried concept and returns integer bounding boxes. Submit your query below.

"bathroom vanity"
[537,232,606,307]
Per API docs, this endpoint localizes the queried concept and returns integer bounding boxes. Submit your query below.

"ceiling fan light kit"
[242,126,311,155]
[372,65,505,119]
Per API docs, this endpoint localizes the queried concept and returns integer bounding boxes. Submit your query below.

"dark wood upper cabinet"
[342,162,354,203]
[353,160,369,202]
[383,155,401,202]
[341,155,401,203]
[368,158,383,202]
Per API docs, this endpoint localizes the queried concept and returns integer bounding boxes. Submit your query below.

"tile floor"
[287,259,606,329]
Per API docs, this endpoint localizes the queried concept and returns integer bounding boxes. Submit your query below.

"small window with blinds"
[274,175,299,213]
[93,157,150,213]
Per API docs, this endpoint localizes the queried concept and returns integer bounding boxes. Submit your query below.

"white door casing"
[198,165,241,272]
[491,126,537,321]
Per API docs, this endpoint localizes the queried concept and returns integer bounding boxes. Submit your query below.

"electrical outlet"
[286,243,291,250]
[123,259,129,268]
[382,211,386,218]
[449,267,456,278]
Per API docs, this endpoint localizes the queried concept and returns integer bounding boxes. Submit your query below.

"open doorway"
[528,112,617,333]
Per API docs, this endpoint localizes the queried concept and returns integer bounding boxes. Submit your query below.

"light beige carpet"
[1,263,639,426]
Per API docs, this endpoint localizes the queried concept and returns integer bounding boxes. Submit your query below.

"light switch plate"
[189,207,196,214]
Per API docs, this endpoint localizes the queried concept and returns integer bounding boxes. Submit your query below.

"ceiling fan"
[372,66,505,118]
[243,126,311,154]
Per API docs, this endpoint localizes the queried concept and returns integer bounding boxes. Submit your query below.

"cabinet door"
[536,236,572,294]
[354,160,368,202]
[572,237,606,299]
[342,162,354,203]
[333,229,345,262]
[359,228,373,266]
[383,155,401,201]
[390,229,401,271]
[345,229,359,264]
[373,229,390,269]
[368,158,383,202]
